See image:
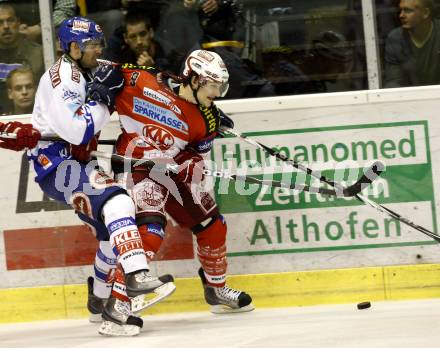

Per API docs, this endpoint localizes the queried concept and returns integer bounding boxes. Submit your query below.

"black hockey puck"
[357,301,371,310]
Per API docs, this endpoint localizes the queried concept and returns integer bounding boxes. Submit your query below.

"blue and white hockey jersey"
[28,55,111,182]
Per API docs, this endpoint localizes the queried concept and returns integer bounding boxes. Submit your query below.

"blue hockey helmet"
[58,17,105,53]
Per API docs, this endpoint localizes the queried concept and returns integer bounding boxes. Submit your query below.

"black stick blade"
[343,161,386,196]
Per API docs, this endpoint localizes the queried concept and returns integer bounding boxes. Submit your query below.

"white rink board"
[226,202,433,251]
[2,86,440,289]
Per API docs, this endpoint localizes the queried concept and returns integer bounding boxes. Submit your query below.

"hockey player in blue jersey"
[0,17,175,336]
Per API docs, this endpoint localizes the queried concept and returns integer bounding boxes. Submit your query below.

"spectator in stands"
[384,0,440,87]
[190,0,276,98]
[155,0,204,67]
[261,47,323,95]
[5,66,36,115]
[308,30,358,92]
[52,0,77,29]
[201,45,276,99]
[168,0,243,54]
[121,0,170,28]
[184,0,218,14]
[184,0,243,43]
[104,11,171,70]
[81,0,124,41]
[0,3,43,114]
[262,31,358,95]
[10,0,77,42]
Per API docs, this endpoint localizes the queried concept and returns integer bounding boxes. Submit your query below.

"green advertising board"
[211,121,437,256]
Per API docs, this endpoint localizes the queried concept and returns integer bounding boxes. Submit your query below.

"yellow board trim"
[201,41,245,49]
[2,263,440,323]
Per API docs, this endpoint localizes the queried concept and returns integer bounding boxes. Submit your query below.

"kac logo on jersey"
[143,124,175,149]
[133,97,188,134]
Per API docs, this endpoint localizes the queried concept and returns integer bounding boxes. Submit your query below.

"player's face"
[399,0,430,30]
[196,81,221,107]
[79,40,104,69]
[124,22,153,55]
[196,80,227,107]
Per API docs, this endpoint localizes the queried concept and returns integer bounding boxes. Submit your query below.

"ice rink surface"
[1,299,440,348]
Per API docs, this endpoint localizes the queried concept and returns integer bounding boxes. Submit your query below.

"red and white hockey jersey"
[115,65,221,159]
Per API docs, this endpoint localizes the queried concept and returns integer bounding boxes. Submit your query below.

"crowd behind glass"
[0,0,437,116]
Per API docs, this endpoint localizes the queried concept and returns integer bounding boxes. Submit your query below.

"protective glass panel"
[377,0,440,88]
[0,0,43,116]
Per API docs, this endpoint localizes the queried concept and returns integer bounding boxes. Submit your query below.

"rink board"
[212,121,436,257]
[2,86,440,322]
[2,263,440,323]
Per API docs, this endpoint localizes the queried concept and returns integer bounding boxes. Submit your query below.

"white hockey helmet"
[182,49,229,97]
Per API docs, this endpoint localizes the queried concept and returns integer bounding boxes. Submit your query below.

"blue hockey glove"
[87,64,124,108]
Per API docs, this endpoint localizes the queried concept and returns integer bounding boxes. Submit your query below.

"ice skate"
[198,268,255,314]
[98,296,143,337]
[126,270,176,312]
[87,276,105,323]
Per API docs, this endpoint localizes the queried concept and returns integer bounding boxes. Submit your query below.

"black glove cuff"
[219,109,234,130]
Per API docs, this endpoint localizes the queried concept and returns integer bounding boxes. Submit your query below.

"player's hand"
[0,121,41,151]
[87,64,124,109]
[172,149,205,184]
[70,135,99,163]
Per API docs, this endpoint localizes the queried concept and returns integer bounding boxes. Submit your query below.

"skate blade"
[131,282,176,313]
[210,303,255,314]
[89,313,103,323]
[98,320,140,337]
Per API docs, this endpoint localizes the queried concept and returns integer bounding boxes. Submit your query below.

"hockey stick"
[220,127,440,242]
[355,194,440,243]
[0,131,378,196]
[90,150,374,197]
[219,127,384,196]
[0,132,116,145]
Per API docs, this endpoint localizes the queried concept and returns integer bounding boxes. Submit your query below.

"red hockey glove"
[0,121,41,151]
[173,150,205,184]
[70,135,99,163]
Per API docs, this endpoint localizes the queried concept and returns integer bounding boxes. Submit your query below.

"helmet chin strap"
[65,48,87,72]
[192,86,201,106]
[77,53,86,70]
[190,77,202,105]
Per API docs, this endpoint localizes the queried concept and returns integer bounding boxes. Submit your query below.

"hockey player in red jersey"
[0,17,176,337]
[97,49,254,321]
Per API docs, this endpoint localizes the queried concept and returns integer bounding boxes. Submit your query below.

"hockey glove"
[70,134,99,163]
[87,64,124,109]
[172,149,205,184]
[0,121,41,151]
